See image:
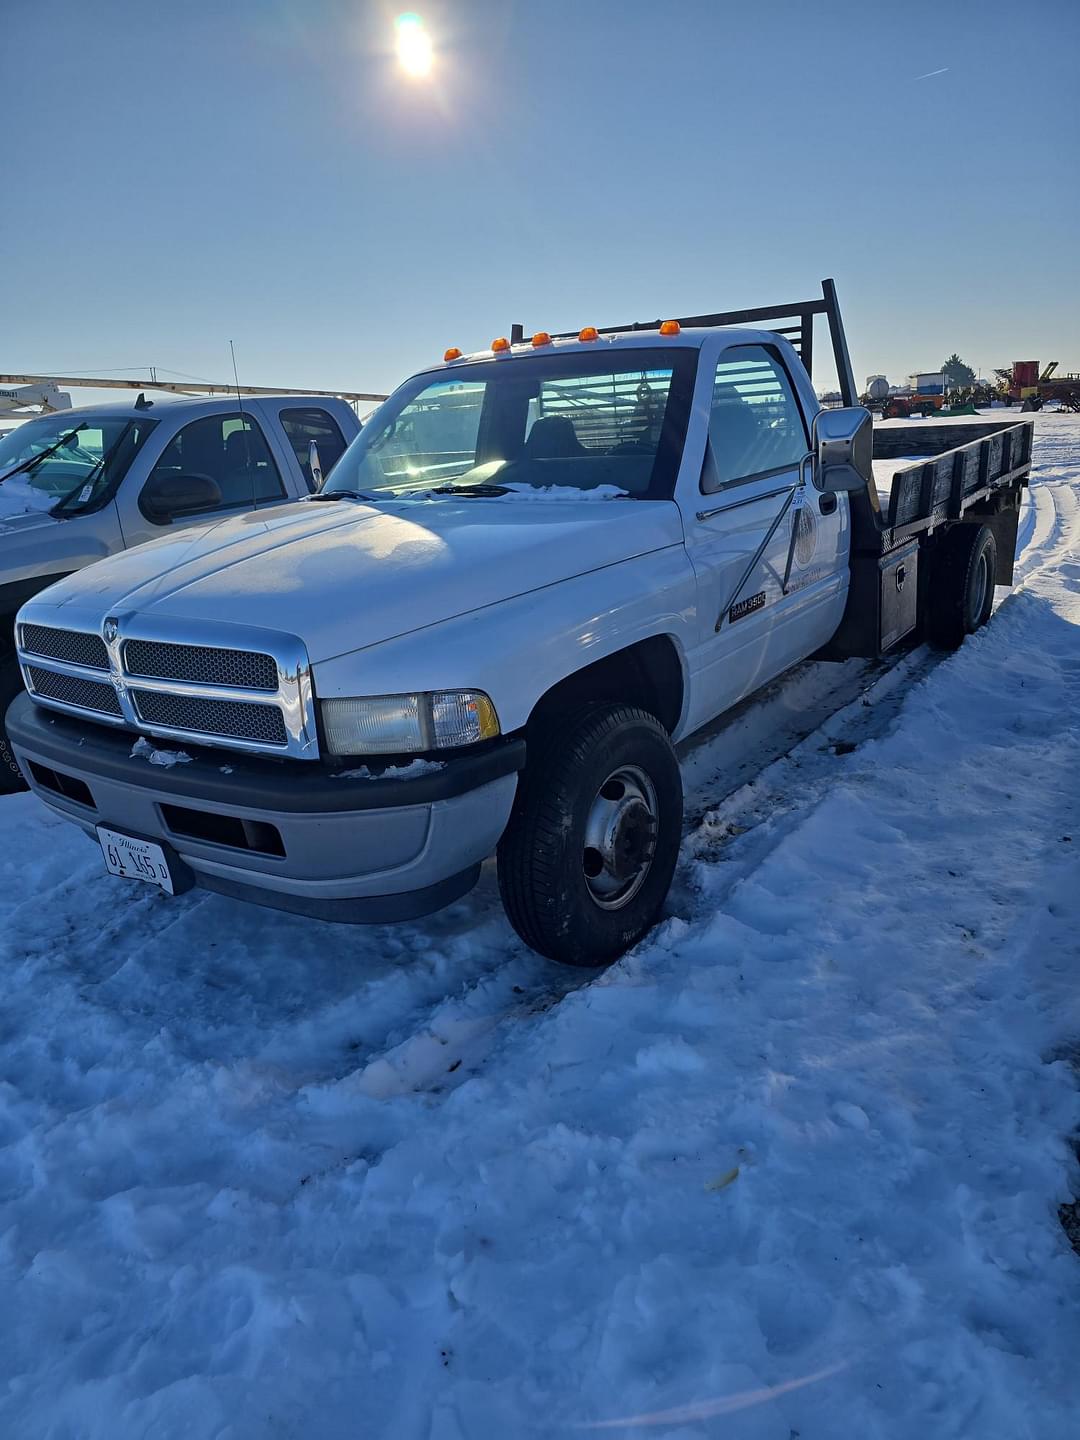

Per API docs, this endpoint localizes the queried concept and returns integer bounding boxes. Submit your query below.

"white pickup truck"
[0,393,362,789]
[7,283,1033,965]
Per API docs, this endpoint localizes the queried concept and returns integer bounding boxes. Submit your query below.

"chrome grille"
[132,689,288,746]
[16,613,317,758]
[123,639,278,692]
[26,665,122,716]
[20,624,109,671]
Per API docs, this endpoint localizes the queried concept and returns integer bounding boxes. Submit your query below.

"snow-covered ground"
[2,414,1079,1439]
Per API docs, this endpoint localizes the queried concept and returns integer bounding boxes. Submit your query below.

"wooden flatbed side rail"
[878,420,1034,539]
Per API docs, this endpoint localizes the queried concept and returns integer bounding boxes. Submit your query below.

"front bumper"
[7,694,525,923]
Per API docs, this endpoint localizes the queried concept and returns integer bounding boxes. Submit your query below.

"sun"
[395,13,433,78]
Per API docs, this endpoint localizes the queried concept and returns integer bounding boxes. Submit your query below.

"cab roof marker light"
[578,326,600,342]
[659,320,681,336]
[491,337,511,353]
[531,331,552,347]
[443,347,463,361]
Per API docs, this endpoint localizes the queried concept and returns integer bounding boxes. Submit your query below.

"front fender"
[311,546,699,736]
[0,505,124,595]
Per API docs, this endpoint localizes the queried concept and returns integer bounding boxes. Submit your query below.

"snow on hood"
[383,484,631,505]
[28,495,684,662]
[497,483,629,502]
[0,476,58,522]
[0,509,58,541]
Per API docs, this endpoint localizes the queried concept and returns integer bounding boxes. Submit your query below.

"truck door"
[676,341,848,731]
[117,405,298,548]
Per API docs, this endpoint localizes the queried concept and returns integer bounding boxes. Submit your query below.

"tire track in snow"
[1013,479,1076,587]
[1012,416,1080,586]
[675,648,941,911]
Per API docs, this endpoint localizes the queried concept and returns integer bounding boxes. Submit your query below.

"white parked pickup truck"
[7,283,1033,965]
[0,393,362,789]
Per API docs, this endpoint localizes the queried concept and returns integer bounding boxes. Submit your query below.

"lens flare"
[395,13,433,77]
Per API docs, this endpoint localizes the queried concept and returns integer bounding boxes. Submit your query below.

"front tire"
[497,704,682,966]
[926,523,997,650]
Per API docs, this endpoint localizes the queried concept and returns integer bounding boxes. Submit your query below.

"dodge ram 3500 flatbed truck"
[0,394,362,790]
[7,282,1033,965]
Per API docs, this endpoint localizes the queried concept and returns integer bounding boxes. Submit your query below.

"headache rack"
[511,277,858,407]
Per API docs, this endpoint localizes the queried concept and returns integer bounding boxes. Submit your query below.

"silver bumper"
[8,694,523,923]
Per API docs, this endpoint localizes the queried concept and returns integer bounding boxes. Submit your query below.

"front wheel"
[497,704,683,966]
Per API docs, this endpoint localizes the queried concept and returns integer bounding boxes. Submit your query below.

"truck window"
[703,346,809,492]
[0,412,157,519]
[525,370,674,455]
[279,407,348,490]
[145,413,285,509]
[323,349,697,501]
[362,380,487,488]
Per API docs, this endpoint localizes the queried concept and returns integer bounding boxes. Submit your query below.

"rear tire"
[926,523,997,650]
[0,654,28,794]
[497,704,682,966]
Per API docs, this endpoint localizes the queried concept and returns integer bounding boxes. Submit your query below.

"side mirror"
[811,406,874,493]
[140,471,223,523]
[308,439,324,490]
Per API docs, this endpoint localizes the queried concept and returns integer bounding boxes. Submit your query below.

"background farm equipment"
[994,361,1080,412]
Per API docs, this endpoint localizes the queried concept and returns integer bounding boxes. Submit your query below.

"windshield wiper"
[51,420,137,516]
[308,488,381,503]
[0,423,87,487]
[50,457,104,515]
[431,483,511,497]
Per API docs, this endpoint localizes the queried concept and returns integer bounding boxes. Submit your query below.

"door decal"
[780,490,820,594]
[714,483,798,632]
[793,505,817,567]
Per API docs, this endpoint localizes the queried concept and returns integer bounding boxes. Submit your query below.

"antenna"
[229,340,257,513]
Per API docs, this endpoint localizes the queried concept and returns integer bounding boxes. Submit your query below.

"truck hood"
[28,496,685,661]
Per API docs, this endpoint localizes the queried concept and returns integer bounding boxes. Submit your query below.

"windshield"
[0,412,158,520]
[324,347,698,501]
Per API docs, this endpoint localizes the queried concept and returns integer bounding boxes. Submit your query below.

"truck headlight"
[320,691,500,756]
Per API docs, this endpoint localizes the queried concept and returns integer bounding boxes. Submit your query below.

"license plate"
[97,825,176,895]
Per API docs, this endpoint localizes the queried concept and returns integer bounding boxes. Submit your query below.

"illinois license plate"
[97,825,176,895]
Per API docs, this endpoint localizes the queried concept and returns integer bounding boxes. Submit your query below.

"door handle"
[819,492,838,516]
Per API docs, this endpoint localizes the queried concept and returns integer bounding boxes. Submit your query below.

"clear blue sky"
[3,0,1078,402]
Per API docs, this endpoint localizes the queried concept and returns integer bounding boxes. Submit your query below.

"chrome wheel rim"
[972,550,989,621]
[581,765,659,910]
